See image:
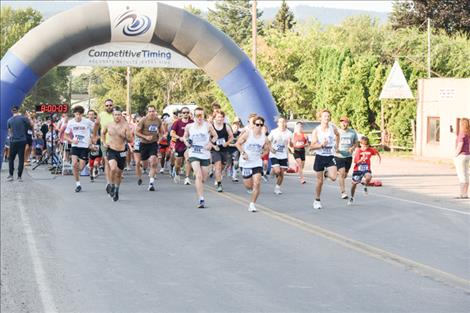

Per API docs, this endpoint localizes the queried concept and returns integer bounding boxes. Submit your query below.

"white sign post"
[379,60,414,147]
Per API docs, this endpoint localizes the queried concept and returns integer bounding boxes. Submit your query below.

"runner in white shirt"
[183,107,218,209]
[310,109,340,209]
[268,117,293,195]
[64,105,95,192]
[236,116,270,212]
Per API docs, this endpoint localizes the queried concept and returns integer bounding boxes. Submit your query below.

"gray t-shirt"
[337,128,358,158]
[7,115,31,143]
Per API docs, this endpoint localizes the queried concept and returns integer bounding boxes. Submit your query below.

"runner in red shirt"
[348,136,381,205]
[290,121,309,184]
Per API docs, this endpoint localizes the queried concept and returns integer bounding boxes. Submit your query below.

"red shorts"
[159,146,170,155]
[262,153,269,161]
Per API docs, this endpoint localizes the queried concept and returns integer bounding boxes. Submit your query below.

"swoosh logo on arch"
[114,9,151,37]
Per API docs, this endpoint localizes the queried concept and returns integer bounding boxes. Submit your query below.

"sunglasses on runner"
[254,123,264,127]
[182,111,190,114]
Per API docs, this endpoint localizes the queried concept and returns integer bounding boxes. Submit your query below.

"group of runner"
[60,100,381,211]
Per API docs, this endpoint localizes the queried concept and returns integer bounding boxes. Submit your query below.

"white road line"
[18,194,58,313]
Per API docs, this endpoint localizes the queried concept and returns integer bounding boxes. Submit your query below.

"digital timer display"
[35,104,69,113]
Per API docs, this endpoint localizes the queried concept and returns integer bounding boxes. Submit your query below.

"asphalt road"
[1,159,469,313]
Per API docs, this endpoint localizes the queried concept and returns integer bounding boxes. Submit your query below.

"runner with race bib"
[183,107,219,209]
[268,117,292,195]
[348,136,381,206]
[236,116,270,212]
[310,109,340,210]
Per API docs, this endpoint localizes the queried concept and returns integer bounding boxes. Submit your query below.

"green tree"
[207,0,263,45]
[271,0,296,33]
[0,6,42,58]
[390,0,470,36]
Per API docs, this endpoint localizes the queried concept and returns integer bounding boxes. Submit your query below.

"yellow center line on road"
[207,186,470,293]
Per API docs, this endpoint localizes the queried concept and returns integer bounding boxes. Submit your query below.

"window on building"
[427,117,440,143]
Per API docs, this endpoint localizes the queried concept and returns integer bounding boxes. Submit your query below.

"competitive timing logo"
[114,7,151,37]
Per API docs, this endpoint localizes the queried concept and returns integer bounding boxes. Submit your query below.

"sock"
[217,181,221,187]
[76,181,81,186]
[115,185,120,193]
[199,196,204,201]
[150,177,155,184]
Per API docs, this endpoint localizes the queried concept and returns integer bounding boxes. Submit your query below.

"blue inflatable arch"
[0,1,279,150]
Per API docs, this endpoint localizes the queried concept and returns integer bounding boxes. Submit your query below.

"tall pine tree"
[207,0,263,45]
[271,0,296,33]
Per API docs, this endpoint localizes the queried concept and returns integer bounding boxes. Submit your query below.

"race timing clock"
[35,103,69,114]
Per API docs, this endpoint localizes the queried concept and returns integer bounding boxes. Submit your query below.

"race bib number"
[148,125,159,132]
[119,151,127,158]
[276,144,285,153]
[216,138,226,146]
[242,168,253,177]
[358,163,369,171]
[322,146,332,154]
[295,141,304,147]
[341,138,352,145]
[76,135,85,143]
[192,145,203,154]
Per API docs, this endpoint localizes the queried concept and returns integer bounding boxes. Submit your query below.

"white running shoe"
[274,185,282,195]
[173,175,181,184]
[248,202,257,212]
[184,177,191,185]
[313,200,322,210]
[347,198,354,206]
[246,188,253,194]
[159,168,165,174]
[341,192,349,199]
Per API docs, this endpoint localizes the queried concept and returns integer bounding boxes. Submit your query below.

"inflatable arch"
[0,1,279,151]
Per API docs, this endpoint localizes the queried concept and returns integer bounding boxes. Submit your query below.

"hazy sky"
[2,0,394,13]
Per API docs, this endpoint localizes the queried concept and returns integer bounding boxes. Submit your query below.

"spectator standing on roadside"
[6,106,32,181]
[454,118,470,199]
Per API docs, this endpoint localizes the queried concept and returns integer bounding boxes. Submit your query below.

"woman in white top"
[236,116,270,212]
[310,109,340,209]
[183,107,218,209]
[268,117,293,195]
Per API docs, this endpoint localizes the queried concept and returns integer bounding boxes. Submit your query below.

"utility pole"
[427,18,431,78]
[252,0,257,67]
[126,66,131,115]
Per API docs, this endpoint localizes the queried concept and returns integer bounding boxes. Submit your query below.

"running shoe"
[261,175,268,183]
[6,175,13,182]
[341,192,348,199]
[248,202,257,212]
[75,185,82,193]
[106,184,112,194]
[159,168,165,174]
[109,186,115,197]
[313,200,322,210]
[246,188,253,194]
[124,167,129,171]
[209,170,214,178]
[137,178,142,186]
[173,175,181,184]
[300,179,306,184]
[217,185,223,192]
[17,177,23,182]
[148,183,155,191]
[90,175,94,182]
[184,177,191,185]
[364,186,368,195]
[113,191,119,202]
[347,198,354,206]
[274,185,282,195]
[232,177,239,183]
[197,199,205,209]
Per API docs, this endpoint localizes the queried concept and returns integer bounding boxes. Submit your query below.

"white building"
[416,78,470,159]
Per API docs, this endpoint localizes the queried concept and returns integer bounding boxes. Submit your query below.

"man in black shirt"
[6,106,32,181]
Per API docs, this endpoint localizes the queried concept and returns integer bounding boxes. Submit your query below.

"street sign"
[379,60,414,99]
